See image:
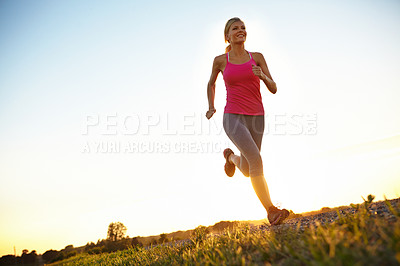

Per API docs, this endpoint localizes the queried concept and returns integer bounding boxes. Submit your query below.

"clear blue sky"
[1,0,400,256]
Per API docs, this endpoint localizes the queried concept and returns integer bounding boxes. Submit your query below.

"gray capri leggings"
[223,113,265,178]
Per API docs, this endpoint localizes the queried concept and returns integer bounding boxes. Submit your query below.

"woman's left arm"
[252,52,277,94]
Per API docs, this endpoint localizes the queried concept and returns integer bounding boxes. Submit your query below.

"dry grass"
[50,196,400,265]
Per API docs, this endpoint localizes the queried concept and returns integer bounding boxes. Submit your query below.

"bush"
[87,247,104,254]
[42,250,59,263]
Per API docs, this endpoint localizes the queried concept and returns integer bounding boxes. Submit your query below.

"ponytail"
[225,44,231,53]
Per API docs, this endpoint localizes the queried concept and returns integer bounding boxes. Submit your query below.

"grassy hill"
[47,196,399,265]
[131,220,241,247]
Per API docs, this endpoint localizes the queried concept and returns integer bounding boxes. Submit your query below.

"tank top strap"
[226,51,252,64]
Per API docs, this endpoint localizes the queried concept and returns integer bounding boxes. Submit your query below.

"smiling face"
[226,21,247,44]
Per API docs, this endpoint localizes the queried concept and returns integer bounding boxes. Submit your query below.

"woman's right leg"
[228,115,264,177]
[228,154,248,176]
[223,114,253,176]
[223,113,273,210]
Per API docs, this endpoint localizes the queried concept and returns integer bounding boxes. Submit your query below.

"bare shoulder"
[251,52,266,62]
[213,53,227,71]
[214,53,226,64]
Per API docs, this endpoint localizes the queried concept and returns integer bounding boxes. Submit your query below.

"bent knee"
[238,166,250,177]
[248,154,263,177]
[248,153,263,167]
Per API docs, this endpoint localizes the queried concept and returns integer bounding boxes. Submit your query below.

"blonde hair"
[224,17,243,53]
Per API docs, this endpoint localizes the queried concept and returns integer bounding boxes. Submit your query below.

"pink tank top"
[223,51,264,115]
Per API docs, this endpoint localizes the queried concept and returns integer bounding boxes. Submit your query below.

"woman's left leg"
[244,115,274,211]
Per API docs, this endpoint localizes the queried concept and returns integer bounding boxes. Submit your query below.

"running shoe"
[223,148,235,177]
[268,206,290,225]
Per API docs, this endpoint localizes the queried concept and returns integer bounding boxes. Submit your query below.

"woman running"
[205,17,289,225]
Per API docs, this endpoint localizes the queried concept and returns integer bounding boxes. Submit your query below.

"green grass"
[51,198,400,265]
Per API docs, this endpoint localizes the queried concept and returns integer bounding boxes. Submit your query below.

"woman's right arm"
[206,56,222,120]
